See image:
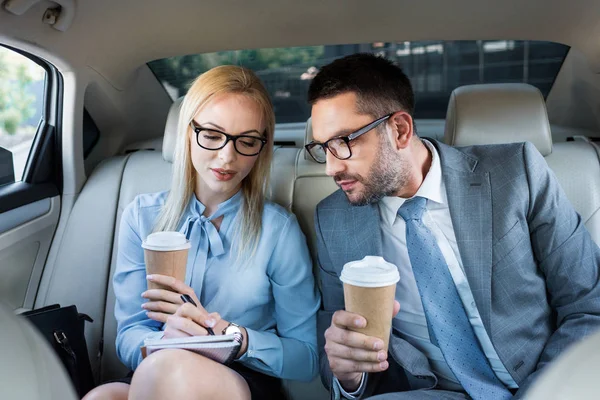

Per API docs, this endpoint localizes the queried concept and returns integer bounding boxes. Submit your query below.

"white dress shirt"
[335,140,517,398]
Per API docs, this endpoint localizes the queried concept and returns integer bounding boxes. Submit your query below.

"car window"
[148,40,569,124]
[0,45,46,186]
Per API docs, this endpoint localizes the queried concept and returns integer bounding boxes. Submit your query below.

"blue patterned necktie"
[398,197,512,400]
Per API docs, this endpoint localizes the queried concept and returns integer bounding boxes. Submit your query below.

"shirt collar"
[379,139,446,227]
[187,189,243,220]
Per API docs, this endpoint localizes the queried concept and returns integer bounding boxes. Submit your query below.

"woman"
[84,65,320,400]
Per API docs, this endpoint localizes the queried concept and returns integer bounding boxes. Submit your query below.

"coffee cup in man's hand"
[340,256,400,352]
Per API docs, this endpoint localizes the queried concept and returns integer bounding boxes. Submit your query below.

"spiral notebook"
[142,332,242,365]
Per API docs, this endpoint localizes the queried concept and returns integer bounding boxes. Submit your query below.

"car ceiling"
[1,0,600,90]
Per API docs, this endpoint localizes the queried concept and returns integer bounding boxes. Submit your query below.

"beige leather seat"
[0,302,78,400]
[444,83,600,245]
[524,328,600,400]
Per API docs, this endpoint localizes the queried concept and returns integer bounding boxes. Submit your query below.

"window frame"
[0,44,62,214]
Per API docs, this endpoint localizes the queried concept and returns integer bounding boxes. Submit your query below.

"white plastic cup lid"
[340,256,400,287]
[142,231,191,251]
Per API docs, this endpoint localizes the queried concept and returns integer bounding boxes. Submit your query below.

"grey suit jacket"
[315,140,600,399]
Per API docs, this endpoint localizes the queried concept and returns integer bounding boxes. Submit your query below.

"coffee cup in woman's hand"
[142,231,191,290]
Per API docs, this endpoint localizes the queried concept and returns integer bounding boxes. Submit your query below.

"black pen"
[180,294,215,336]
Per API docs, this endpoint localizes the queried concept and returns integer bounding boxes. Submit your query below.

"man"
[306,53,600,399]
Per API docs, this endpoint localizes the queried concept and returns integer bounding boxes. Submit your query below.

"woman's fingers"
[206,312,221,328]
[141,289,183,320]
[146,275,202,307]
[146,311,169,324]
[165,314,209,337]
[162,328,189,339]
[141,280,219,330]
[142,300,179,315]
[175,303,220,328]
[142,288,182,304]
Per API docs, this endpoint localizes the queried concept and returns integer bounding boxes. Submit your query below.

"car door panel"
[0,196,60,310]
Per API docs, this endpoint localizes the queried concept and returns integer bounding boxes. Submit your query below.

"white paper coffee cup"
[340,256,399,351]
[340,256,399,287]
[142,231,191,251]
[142,231,191,290]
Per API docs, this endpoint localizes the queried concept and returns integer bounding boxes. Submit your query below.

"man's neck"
[394,139,433,198]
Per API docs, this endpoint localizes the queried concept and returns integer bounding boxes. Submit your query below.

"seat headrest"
[444,83,552,156]
[162,97,184,163]
[304,117,315,161]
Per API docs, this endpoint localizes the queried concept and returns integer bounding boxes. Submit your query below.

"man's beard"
[334,138,409,206]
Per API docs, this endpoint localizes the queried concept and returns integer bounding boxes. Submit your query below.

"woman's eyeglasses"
[190,121,267,157]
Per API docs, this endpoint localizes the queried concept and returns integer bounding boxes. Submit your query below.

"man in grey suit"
[305,53,600,399]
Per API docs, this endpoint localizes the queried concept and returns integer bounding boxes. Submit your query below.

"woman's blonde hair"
[153,65,275,259]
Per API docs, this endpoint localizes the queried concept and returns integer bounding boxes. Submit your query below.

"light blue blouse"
[113,190,321,381]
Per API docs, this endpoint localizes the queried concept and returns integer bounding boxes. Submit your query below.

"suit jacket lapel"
[433,140,493,333]
[347,202,383,263]
[319,190,383,272]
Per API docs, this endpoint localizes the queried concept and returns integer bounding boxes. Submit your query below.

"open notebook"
[142,332,242,365]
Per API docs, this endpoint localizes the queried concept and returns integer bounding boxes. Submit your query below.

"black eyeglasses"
[304,113,394,164]
[190,121,267,156]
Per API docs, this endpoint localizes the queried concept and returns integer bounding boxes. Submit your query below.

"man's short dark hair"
[308,53,415,119]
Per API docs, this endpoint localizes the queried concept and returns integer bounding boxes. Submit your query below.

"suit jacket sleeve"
[315,205,384,399]
[515,142,600,397]
[315,205,341,392]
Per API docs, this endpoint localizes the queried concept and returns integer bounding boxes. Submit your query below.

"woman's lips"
[211,168,236,181]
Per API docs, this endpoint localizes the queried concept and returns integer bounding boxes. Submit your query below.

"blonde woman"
[84,66,320,400]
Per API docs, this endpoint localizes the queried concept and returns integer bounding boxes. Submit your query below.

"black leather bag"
[22,304,95,398]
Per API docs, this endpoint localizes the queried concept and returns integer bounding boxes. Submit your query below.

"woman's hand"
[162,303,221,339]
[142,274,202,323]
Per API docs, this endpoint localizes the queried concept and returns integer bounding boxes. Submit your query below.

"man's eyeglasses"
[190,121,267,156]
[304,113,393,164]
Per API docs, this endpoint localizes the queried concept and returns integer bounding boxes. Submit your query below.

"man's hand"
[324,300,400,392]
[142,274,202,323]
[162,303,221,339]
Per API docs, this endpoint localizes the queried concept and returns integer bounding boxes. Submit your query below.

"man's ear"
[389,111,413,150]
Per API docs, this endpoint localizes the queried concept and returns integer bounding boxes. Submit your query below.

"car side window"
[0,46,46,187]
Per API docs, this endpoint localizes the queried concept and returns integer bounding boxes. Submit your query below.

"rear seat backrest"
[101,150,172,379]
[444,83,600,244]
[444,83,553,154]
[545,143,600,241]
